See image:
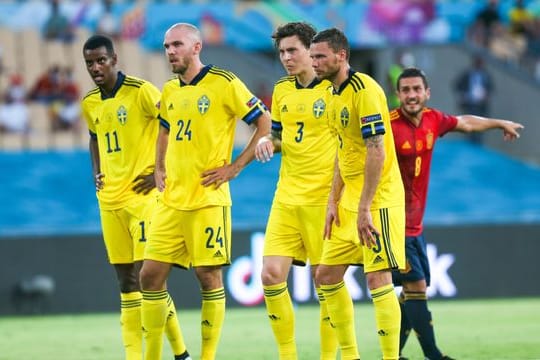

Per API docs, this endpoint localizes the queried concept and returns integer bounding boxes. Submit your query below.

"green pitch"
[1,298,539,359]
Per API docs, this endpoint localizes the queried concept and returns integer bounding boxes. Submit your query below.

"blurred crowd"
[468,0,540,81]
[1,0,540,147]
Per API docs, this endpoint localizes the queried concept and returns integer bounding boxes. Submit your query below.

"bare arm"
[454,115,523,141]
[202,111,272,188]
[324,155,344,239]
[357,134,385,248]
[89,137,104,191]
[154,125,169,192]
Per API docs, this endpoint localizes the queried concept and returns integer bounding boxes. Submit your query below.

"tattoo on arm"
[271,128,282,141]
[365,134,384,148]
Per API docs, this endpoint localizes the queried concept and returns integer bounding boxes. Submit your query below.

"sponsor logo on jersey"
[361,113,382,124]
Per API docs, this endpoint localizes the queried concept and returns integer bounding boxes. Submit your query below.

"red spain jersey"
[390,107,458,236]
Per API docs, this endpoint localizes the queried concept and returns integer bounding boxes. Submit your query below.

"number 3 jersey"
[158,65,267,210]
[390,107,457,236]
[81,72,160,210]
[271,76,336,205]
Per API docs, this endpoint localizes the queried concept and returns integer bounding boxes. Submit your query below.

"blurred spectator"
[508,0,535,37]
[468,0,502,47]
[42,0,74,43]
[28,65,62,104]
[366,0,436,44]
[49,67,80,132]
[453,56,494,144]
[387,50,415,109]
[95,0,121,41]
[0,74,29,133]
[256,82,272,111]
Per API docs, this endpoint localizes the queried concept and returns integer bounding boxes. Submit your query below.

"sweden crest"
[340,107,350,128]
[198,95,210,114]
[313,98,326,119]
[117,105,127,125]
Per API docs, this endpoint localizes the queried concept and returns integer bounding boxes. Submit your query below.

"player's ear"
[111,53,118,66]
[425,87,431,100]
[194,41,202,55]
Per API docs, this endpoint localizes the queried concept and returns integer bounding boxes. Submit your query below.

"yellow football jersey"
[330,70,404,211]
[159,65,267,210]
[81,72,160,210]
[271,76,336,205]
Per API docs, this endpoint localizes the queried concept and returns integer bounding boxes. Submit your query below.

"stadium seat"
[28,103,51,134]
[118,40,145,78]
[43,40,70,69]
[27,132,50,150]
[0,132,25,150]
[19,29,44,89]
[145,52,172,87]
[0,27,19,75]
[52,131,77,150]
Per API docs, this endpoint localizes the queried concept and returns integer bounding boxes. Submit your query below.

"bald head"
[163,22,204,78]
[166,23,202,44]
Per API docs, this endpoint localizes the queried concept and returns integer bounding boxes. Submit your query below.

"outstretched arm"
[454,115,524,141]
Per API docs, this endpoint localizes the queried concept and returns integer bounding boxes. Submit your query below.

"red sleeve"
[433,108,458,137]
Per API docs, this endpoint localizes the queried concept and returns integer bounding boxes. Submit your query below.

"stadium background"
[0,0,539,315]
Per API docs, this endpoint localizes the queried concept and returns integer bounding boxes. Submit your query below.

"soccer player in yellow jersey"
[81,35,190,360]
[254,22,338,360]
[139,23,271,360]
[310,28,406,360]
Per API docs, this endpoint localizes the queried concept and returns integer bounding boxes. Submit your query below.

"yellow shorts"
[145,202,232,269]
[100,196,157,264]
[321,204,405,273]
[264,202,327,266]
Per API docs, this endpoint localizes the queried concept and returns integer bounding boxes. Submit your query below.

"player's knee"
[402,279,427,293]
[366,270,393,290]
[315,265,340,286]
[195,266,223,291]
[114,264,140,293]
[261,263,287,286]
[139,265,164,291]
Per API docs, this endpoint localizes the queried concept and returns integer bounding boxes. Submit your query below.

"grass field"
[1,297,539,360]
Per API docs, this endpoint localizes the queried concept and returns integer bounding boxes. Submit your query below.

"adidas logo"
[378,329,388,336]
[213,250,223,258]
[168,103,174,110]
[201,320,212,327]
[401,141,411,150]
[268,314,280,321]
[281,105,288,112]
[373,255,384,264]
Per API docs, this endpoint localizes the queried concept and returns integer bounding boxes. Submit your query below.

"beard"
[316,65,339,82]
[401,102,424,117]
[171,57,190,75]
